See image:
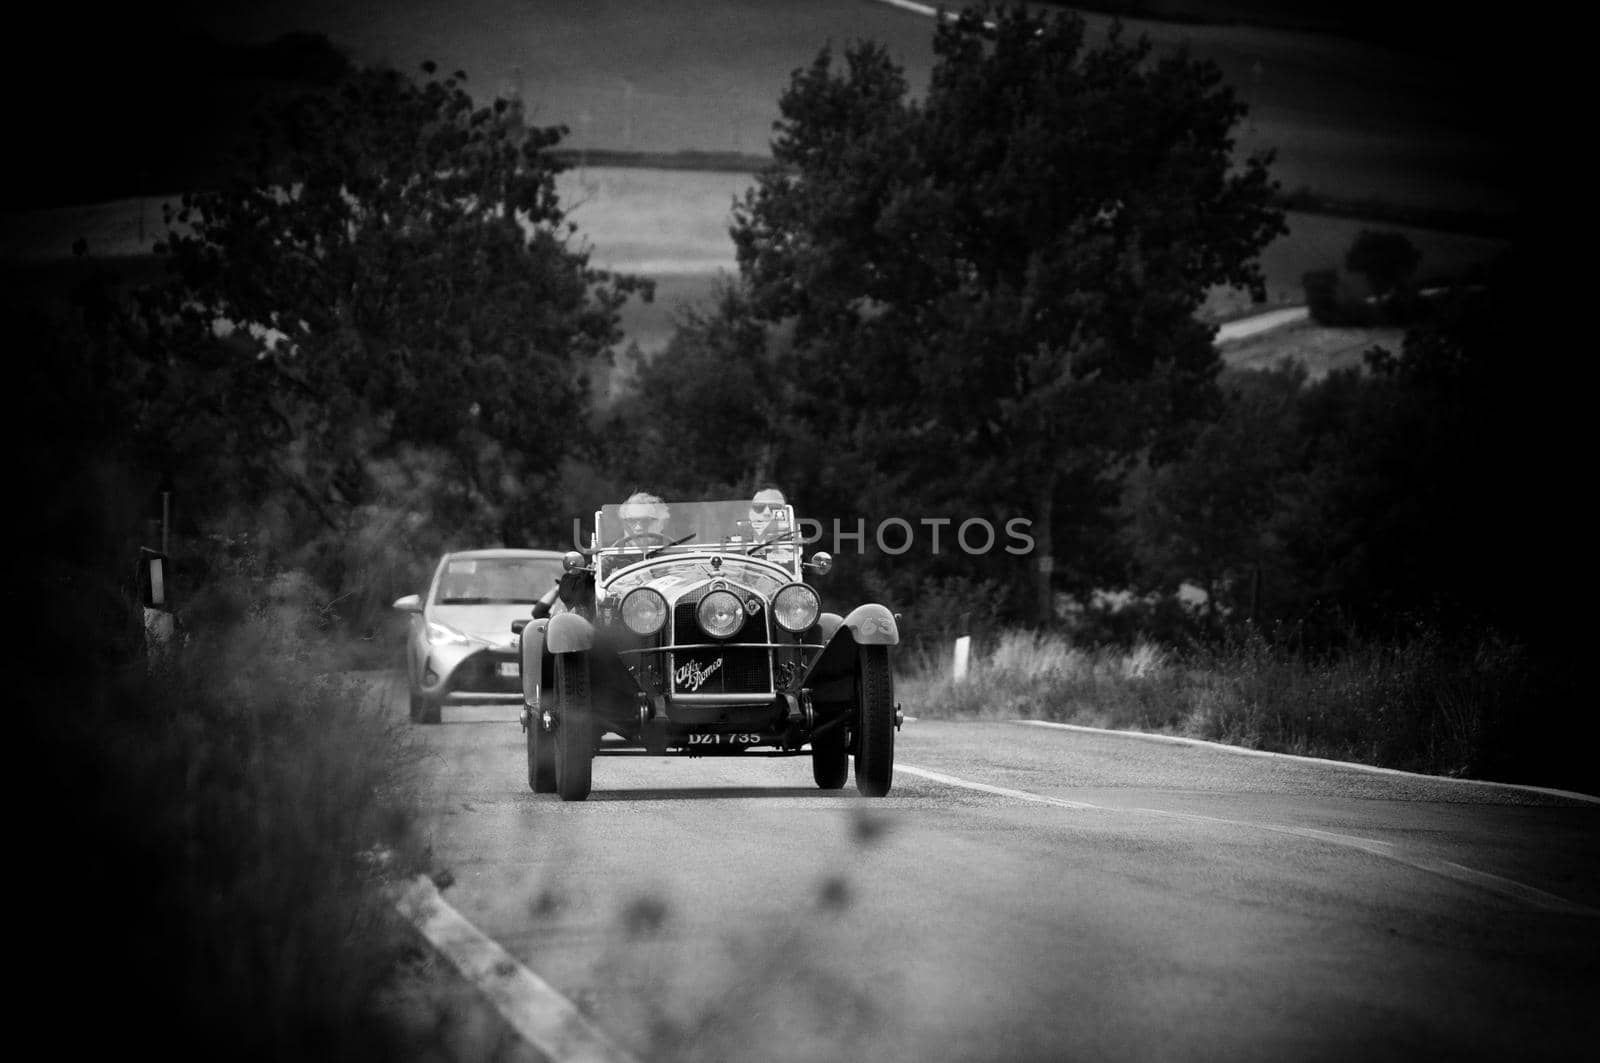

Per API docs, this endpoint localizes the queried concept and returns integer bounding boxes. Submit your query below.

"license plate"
[498,661,519,678]
[686,733,760,745]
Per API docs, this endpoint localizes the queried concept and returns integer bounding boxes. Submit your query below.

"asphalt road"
[402,694,1599,1063]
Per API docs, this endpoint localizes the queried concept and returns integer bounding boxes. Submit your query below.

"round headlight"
[696,590,746,639]
[620,588,668,636]
[772,584,820,633]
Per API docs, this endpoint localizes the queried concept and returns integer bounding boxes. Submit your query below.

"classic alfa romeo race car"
[513,499,901,801]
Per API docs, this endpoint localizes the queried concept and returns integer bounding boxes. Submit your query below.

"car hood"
[604,554,791,607]
[427,604,531,649]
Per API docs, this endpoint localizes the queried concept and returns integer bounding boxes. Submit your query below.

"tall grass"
[26,561,433,1060]
[903,625,1546,786]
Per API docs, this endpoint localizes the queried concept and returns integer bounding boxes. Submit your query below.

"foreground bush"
[24,570,431,1060]
[903,625,1565,789]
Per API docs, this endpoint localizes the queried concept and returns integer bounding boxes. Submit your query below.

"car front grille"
[448,651,520,694]
[670,592,772,695]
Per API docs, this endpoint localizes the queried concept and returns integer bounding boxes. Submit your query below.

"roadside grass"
[899,626,1545,786]
[28,562,439,1060]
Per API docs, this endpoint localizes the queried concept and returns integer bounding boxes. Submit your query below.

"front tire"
[811,720,848,790]
[553,653,594,802]
[853,645,894,797]
[527,711,556,793]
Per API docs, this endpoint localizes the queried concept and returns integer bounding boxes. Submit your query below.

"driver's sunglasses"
[750,504,778,514]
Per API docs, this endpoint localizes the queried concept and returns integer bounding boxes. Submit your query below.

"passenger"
[748,483,789,542]
[747,482,797,565]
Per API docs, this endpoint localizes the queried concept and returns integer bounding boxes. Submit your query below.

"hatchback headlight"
[696,590,746,638]
[426,620,474,646]
[620,588,668,636]
[772,584,821,633]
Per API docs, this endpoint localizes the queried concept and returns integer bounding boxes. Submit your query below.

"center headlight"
[772,584,820,633]
[696,590,746,639]
[620,588,668,636]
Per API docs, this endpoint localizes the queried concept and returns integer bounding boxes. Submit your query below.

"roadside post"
[953,610,972,682]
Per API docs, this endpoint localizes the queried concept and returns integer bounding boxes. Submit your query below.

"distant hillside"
[4,1,1514,230]
[1034,0,1495,58]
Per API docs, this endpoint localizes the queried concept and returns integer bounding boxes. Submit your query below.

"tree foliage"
[603,280,790,498]
[1344,228,1422,298]
[728,3,1284,620]
[1126,364,1304,628]
[103,64,649,611]
[1128,251,1555,655]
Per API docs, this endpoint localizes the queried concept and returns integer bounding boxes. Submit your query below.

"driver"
[616,491,670,546]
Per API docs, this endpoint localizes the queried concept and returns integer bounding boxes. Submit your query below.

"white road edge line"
[896,764,1599,917]
[1009,719,1600,805]
[394,875,643,1063]
[897,764,1102,809]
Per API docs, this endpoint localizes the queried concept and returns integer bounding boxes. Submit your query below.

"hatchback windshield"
[434,556,564,605]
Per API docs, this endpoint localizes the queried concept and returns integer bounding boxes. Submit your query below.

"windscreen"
[595,499,796,552]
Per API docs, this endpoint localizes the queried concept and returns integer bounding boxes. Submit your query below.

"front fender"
[520,618,550,709]
[842,603,899,645]
[546,610,595,654]
[801,604,898,706]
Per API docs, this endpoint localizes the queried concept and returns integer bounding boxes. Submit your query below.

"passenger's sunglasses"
[750,503,778,514]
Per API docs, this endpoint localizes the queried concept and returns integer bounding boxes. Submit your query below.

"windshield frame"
[590,499,803,579]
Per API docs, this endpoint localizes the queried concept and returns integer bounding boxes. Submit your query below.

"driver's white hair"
[621,491,669,523]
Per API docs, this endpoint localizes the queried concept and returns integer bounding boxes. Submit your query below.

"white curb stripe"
[896,764,1598,916]
[395,876,642,1063]
[1010,719,1600,805]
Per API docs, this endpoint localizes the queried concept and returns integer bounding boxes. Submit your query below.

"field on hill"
[105,0,1511,224]
[7,0,1513,371]
[0,163,1507,370]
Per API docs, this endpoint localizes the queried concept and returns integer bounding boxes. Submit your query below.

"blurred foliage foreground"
[20,545,448,1060]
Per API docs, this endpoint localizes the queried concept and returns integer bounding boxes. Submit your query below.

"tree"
[1126,364,1305,629]
[603,280,792,498]
[1344,229,1421,300]
[117,63,649,607]
[731,3,1284,623]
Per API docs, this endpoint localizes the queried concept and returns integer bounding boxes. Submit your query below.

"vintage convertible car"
[513,499,900,801]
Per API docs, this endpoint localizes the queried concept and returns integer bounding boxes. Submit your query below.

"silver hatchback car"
[393,548,566,723]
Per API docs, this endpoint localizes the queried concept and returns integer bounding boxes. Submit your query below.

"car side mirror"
[392,593,423,613]
[806,551,833,575]
[511,618,530,635]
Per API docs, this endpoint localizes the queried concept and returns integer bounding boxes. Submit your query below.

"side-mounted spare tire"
[853,645,894,797]
[553,652,594,802]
